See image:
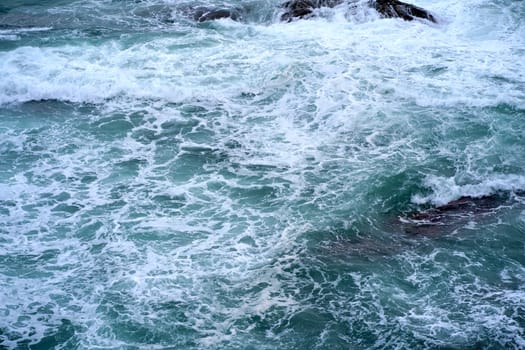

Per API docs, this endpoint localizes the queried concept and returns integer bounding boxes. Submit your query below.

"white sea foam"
[0,0,522,109]
[412,174,525,206]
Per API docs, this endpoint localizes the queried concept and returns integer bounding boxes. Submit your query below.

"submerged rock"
[400,194,512,235]
[409,196,502,222]
[192,7,242,22]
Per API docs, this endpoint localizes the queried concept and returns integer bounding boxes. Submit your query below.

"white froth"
[412,174,525,206]
[0,0,522,109]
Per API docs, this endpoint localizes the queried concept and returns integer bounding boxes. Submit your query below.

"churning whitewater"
[0,0,524,349]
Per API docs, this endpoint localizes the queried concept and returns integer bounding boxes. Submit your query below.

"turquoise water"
[1,0,524,349]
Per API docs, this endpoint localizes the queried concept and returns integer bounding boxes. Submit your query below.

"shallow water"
[1,0,524,349]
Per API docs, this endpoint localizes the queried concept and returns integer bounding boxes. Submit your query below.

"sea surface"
[1,0,524,349]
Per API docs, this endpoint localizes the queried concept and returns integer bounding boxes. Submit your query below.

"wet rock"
[372,0,436,23]
[401,194,506,235]
[280,0,436,22]
[192,7,242,22]
[280,0,344,21]
[187,0,436,23]
[280,0,315,21]
[412,196,500,220]
[182,7,242,22]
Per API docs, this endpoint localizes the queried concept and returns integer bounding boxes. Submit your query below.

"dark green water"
[0,0,524,349]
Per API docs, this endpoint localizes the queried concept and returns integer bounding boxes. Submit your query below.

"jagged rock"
[372,0,436,23]
[280,0,436,23]
[280,0,344,21]
[187,0,436,23]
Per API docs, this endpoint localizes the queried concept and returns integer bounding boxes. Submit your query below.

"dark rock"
[372,0,436,23]
[192,7,241,22]
[280,0,316,21]
[409,195,501,222]
[401,194,507,235]
[280,0,436,23]
[182,0,436,23]
[280,0,344,21]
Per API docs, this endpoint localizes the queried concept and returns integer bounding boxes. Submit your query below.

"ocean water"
[0,0,524,349]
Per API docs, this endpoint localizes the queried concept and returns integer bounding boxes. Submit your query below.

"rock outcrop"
[188,0,437,23]
[280,0,436,22]
[373,0,436,22]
